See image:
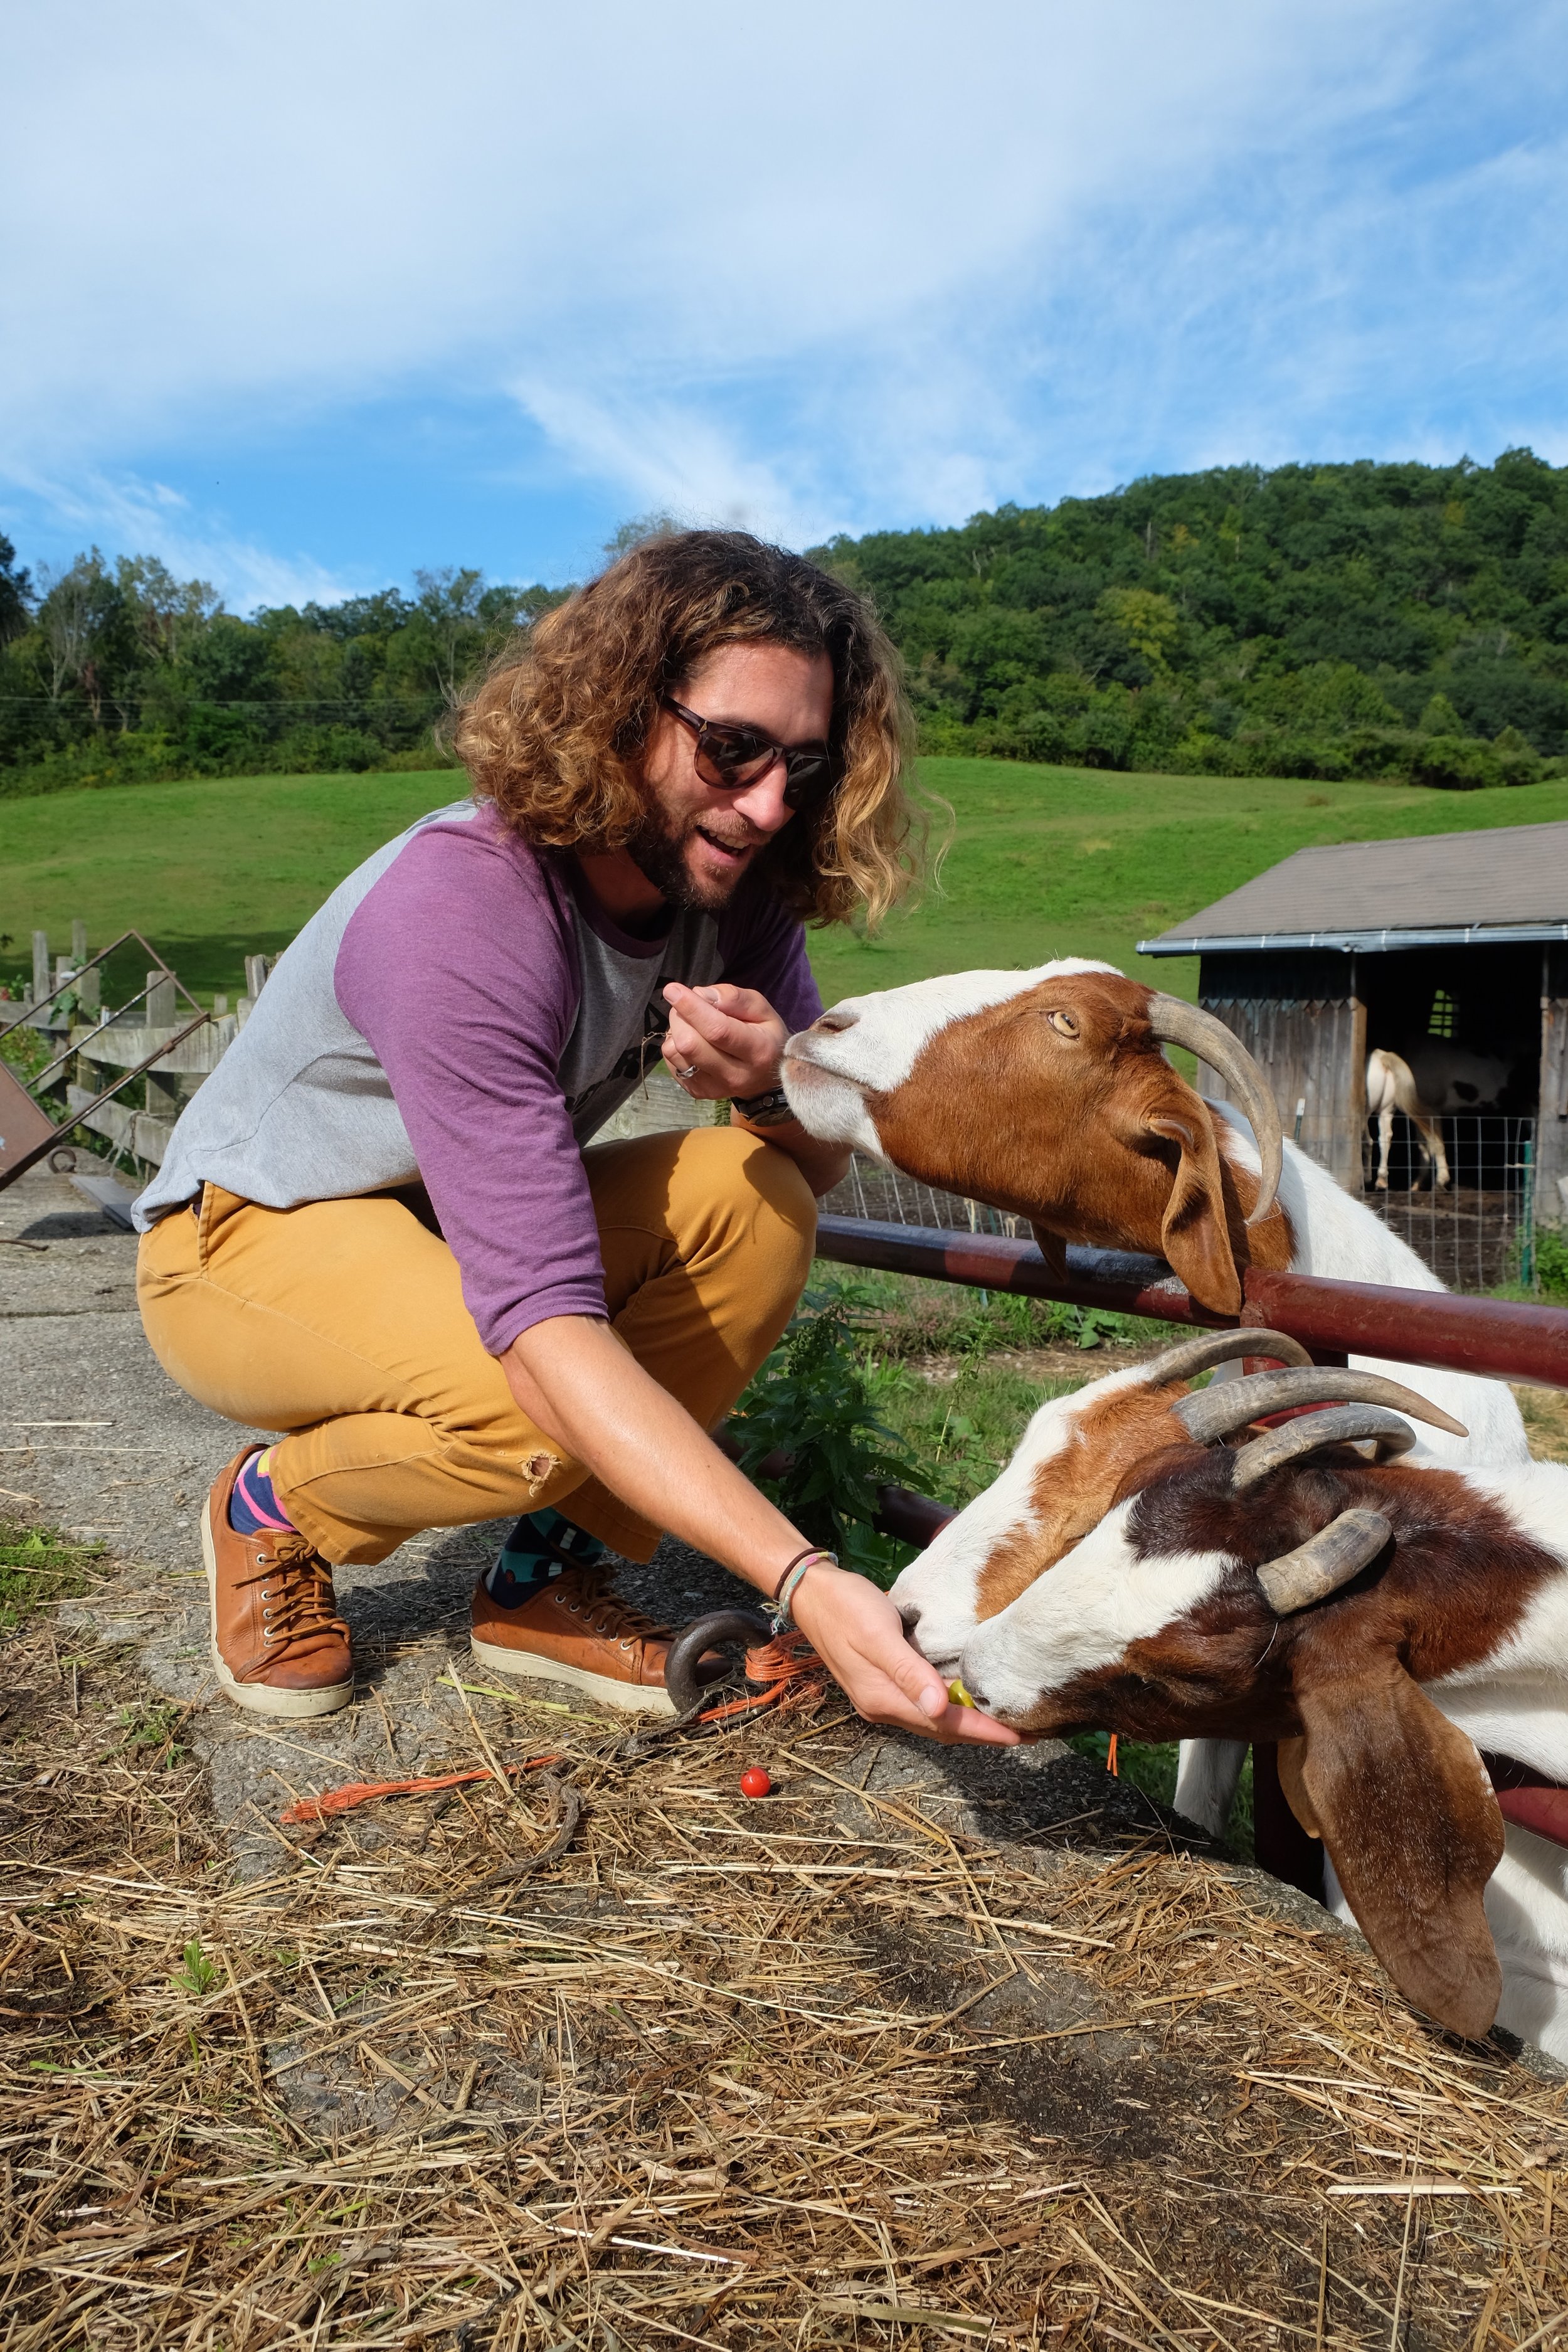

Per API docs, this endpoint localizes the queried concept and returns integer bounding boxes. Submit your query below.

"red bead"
[739,1767,772,1799]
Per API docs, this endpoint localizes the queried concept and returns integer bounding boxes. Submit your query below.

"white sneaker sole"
[469,1631,675,1716]
[203,1495,354,1719]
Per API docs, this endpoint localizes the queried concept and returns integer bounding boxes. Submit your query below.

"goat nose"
[815,1008,858,1033]
[898,1601,922,1636]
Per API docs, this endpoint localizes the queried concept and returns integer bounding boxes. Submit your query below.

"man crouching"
[134,529,1018,1750]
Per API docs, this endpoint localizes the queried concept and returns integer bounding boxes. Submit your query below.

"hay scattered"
[4,1608,1567,2349]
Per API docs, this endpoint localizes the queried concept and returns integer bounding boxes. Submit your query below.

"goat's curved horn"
[1139,1327,1313,1387]
[1174,1365,1466,1444]
[1147,995,1283,1228]
[1256,1507,1394,1613]
[1232,1404,1418,1490]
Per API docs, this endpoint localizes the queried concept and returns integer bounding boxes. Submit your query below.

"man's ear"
[1295,1652,1503,2042]
[1146,1113,1243,1316]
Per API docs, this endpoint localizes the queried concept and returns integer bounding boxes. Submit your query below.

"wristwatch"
[731,1087,795,1127]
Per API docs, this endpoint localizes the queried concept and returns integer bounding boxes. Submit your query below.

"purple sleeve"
[336,823,608,1354]
[717,885,824,1034]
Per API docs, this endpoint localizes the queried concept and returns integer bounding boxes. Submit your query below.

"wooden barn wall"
[1537,945,1568,1229]
[1196,995,1367,1190]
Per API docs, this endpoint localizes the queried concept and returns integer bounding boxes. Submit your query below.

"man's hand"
[662,981,786,1101]
[790,1565,1022,1747]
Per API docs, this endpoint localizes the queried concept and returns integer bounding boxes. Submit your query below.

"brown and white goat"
[783,960,1288,1320]
[783,960,1524,1470]
[929,1364,1568,2055]
[785,960,1530,1838]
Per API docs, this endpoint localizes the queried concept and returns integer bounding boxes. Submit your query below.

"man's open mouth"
[694,826,754,864]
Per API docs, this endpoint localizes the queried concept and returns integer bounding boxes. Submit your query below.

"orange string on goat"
[1106,1732,1120,1777]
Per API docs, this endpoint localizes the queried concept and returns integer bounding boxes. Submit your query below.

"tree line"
[0,550,566,793]
[814,447,1568,790]
[3,448,1567,794]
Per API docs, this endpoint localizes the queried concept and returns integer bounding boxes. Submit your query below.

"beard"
[625,802,760,912]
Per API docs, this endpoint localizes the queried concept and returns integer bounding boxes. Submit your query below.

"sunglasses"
[661,696,836,809]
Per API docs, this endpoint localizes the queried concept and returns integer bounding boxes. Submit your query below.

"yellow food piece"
[948,1678,976,1709]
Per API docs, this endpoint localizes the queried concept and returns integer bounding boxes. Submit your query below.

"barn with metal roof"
[1138,819,1568,1283]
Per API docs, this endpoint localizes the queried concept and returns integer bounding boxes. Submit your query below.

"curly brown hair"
[452,529,921,927]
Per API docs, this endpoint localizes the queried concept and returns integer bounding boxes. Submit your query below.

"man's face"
[632,641,835,911]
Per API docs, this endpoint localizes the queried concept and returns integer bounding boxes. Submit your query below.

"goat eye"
[1046,1009,1080,1039]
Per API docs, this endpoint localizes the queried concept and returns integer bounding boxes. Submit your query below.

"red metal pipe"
[815,1214,1568,1393]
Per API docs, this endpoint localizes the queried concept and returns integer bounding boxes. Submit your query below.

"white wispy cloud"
[3,0,1565,596]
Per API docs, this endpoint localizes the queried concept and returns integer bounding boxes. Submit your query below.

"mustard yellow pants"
[136,1128,815,1567]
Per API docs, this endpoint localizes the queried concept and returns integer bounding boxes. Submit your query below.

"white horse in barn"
[1365,1047,1450,1192]
[1366,1042,1523,1192]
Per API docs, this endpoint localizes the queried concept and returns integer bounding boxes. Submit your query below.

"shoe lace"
[240,1531,349,1647]
[566,1571,669,1646]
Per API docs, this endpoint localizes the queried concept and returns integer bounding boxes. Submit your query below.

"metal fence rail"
[814,1216,1568,1391]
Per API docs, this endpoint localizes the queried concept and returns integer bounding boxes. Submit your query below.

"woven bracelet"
[766,1549,837,1633]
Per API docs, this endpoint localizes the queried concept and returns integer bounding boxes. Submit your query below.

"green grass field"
[7,758,1568,1008]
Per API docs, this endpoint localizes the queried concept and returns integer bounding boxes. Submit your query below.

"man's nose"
[729,758,795,834]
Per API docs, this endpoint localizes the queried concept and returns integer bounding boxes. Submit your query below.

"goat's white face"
[956,1509,1230,1729]
[781,958,1120,1160]
[889,1362,1168,1674]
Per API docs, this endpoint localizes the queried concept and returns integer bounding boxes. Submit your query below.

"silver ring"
[676,1063,699,1081]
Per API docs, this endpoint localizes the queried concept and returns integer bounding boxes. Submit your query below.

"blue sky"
[4,0,1567,610]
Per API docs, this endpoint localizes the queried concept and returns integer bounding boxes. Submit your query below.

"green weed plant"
[731,1283,931,1586]
[0,1523,101,1635]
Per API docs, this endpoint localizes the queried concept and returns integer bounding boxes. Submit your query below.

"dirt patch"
[1516,1382,1568,1463]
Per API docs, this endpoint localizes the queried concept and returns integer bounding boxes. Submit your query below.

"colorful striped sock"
[228,1446,294,1535]
[484,1507,605,1609]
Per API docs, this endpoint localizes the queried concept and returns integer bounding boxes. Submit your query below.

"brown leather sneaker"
[472,1565,716,1716]
[202,1448,354,1718]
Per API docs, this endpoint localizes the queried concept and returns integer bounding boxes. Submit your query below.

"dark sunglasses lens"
[695,728,775,790]
[782,752,832,807]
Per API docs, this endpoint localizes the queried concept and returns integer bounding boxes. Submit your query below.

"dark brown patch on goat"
[1003,1446,1557,2042]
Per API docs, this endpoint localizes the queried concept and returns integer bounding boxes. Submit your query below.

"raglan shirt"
[134,800,824,1355]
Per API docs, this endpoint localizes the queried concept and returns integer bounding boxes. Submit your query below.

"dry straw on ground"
[5,1602,1567,2351]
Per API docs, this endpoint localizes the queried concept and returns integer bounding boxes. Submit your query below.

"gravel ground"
[0,1157,801,1883]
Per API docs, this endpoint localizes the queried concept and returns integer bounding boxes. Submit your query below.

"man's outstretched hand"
[789,1565,1022,1749]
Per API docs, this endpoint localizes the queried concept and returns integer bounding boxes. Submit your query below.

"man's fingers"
[665,994,753,1055]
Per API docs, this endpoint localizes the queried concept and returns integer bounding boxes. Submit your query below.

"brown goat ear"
[1295,1655,1503,2041]
[1030,1222,1071,1283]
[1145,1113,1243,1315]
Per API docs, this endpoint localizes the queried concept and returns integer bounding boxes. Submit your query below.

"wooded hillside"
[4,448,1567,794]
[811,448,1568,790]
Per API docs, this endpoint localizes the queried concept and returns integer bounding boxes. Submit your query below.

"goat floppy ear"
[1145,1113,1243,1316]
[1294,1654,1503,2041]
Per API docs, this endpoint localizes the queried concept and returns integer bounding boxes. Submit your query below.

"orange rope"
[1105,1732,1120,1777]
[278,1633,829,1826]
[280,1753,563,1825]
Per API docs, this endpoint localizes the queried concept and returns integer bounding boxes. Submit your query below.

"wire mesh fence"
[1355,1112,1536,1293]
[819,1117,1539,1297]
[819,1155,1030,1240]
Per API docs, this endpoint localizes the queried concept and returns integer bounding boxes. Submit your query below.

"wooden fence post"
[31,931,48,1004]
[146,970,176,1027]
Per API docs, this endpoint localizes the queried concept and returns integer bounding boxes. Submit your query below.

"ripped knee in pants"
[522,1448,563,1495]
